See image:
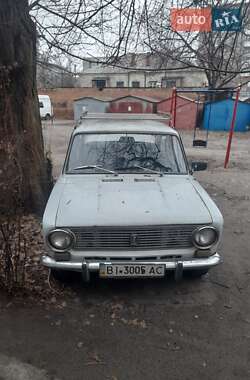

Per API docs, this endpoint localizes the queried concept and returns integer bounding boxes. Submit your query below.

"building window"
[116,81,124,88]
[132,81,140,88]
[161,78,178,88]
[148,81,157,88]
[92,79,106,89]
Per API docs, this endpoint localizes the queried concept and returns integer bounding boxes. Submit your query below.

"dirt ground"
[0,120,250,380]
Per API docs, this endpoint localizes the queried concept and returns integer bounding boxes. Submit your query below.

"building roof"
[109,94,160,103]
[80,53,206,74]
[74,96,110,103]
[74,114,175,135]
[74,92,171,103]
[81,65,127,75]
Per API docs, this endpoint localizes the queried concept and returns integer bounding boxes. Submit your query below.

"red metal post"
[224,87,240,169]
[170,87,175,127]
[172,88,177,128]
[170,87,175,115]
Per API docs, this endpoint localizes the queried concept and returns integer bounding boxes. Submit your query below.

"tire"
[51,269,76,283]
[185,268,209,278]
[45,113,51,121]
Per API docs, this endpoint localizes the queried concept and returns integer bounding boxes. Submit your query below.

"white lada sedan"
[42,114,223,281]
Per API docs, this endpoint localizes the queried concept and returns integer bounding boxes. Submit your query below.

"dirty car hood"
[55,175,212,226]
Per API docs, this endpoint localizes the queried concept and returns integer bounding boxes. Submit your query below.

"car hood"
[54,175,212,227]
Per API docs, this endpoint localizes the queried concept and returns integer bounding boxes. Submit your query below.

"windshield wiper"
[134,165,164,176]
[72,165,118,175]
[115,165,164,176]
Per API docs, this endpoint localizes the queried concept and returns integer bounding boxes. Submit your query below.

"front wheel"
[51,269,76,283]
[185,268,209,278]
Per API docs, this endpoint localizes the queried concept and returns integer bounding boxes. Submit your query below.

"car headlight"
[48,229,74,251]
[192,226,218,249]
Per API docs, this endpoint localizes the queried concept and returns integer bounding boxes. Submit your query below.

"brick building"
[157,95,198,131]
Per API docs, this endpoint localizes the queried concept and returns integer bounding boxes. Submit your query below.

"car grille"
[69,225,201,251]
[81,255,183,261]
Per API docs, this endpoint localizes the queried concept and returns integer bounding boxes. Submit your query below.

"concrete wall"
[77,69,207,88]
[79,72,130,87]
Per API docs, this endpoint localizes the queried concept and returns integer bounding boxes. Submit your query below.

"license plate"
[99,264,165,278]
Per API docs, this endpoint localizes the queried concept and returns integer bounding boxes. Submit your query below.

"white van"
[38,95,53,120]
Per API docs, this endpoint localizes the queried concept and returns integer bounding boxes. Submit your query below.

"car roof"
[73,114,178,136]
[38,95,50,99]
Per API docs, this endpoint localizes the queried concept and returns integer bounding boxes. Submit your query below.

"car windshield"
[66,133,187,174]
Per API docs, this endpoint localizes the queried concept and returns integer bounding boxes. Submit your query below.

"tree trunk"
[0,0,49,215]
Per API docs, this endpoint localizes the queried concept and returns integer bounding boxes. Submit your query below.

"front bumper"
[42,253,221,273]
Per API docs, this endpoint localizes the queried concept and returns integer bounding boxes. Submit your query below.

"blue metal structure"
[203,99,250,132]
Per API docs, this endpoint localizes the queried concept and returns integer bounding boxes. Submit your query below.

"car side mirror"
[191,161,208,172]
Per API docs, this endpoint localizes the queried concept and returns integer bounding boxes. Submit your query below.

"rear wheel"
[45,113,51,120]
[185,268,209,278]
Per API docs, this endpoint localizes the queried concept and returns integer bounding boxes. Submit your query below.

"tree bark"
[0,0,49,215]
